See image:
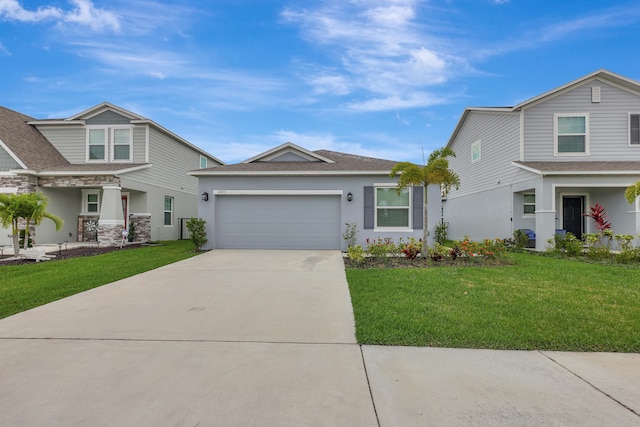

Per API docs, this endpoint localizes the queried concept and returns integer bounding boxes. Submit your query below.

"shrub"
[511,229,530,252]
[399,238,421,259]
[347,245,365,263]
[434,222,448,245]
[550,232,583,257]
[366,237,397,259]
[342,222,358,248]
[185,218,208,251]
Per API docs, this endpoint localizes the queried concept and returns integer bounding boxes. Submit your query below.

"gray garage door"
[216,195,341,249]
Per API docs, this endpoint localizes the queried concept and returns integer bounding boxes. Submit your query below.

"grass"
[346,253,640,352]
[0,241,201,319]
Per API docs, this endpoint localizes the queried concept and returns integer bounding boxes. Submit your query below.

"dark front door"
[563,196,584,240]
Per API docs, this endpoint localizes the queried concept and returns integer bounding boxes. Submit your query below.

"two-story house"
[0,103,223,247]
[444,69,640,250]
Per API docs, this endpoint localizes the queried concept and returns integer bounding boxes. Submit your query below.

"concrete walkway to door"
[0,250,377,426]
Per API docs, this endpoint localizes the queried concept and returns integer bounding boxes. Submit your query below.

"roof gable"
[243,142,335,164]
[68,102,146,121]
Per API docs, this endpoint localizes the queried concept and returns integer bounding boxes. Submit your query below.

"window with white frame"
[163,196,173,226]
[375,186,410,228]
[81,190,100,214]
[471,140,481,162]
[87,126,133,162]
[112,128,132,161]
[630,113,640,146]
[87,129,107,160]
[555,114,589,154]
[200,155,207,169]
[523,193,535,215]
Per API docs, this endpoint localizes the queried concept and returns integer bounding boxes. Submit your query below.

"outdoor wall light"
[201,192,209,202]
[347,192,353,202]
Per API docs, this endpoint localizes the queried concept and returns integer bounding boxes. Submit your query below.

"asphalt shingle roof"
[0,106,70,171]
[195,149,399,174]
[514,161,640,173]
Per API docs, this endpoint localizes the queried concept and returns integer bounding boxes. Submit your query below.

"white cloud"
[0,0,120,32]
[0,40,10,55]
[282,0,458,112]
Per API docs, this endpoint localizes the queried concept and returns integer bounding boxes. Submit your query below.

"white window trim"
[554,113,590,156]
[86,127,107,162]
[471,139,481,163]
[163,196,174,227]
[200,155,207,169]
[629,112,640,147]
[373,185,412,231]
[111,126,133,162]
[522,193,535,217]
[81,189,101,215]
[86,125,134,162]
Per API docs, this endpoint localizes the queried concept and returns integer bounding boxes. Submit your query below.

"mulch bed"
[0,244,143,266]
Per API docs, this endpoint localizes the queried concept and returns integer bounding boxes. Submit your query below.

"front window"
[376,187,410,228]
[164,196,173,226]
[81,190,100,214]
[523,193,535,215]
[555,114,589,154]
[200,156,207,169]
[88,129,106,160]
[112,128,132,161]
[630,113,640,146]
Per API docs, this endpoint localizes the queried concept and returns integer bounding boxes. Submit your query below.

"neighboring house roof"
[513,161,640,175]
[191,143,398,176]
[447,69,640,146]
[0,106,71,171]
[29,102,224,166]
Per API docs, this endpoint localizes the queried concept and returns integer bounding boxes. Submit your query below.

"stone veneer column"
[97,186,125,247]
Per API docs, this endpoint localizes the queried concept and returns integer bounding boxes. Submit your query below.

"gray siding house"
[0,103,222,246]
[191,142,424,250]
[445,69,640,250]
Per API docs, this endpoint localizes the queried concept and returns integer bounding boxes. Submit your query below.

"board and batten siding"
[447,111,521,199]
[523,79,640,161]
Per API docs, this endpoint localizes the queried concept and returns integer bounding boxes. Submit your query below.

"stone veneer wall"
[78,215,100,242]
[0,174,37,193]
[129,214,151,243]
[98,223,126,247]
[38,175,120,188]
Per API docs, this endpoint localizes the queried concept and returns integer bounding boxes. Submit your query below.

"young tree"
[0,193,63,256]
[625,181,640,205]
[390,147,460,255]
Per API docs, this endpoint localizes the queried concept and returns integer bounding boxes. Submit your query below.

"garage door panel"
[217,195,341,249]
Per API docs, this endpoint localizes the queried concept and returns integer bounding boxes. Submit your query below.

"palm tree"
[390,147,460,254]
[0,193,63,256]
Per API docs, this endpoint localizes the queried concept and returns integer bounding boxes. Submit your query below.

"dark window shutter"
[412,186,424,229]
[364,186,374,229]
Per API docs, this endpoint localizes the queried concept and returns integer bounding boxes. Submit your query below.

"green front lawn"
[347,253,640,352]
[0,241,201,319]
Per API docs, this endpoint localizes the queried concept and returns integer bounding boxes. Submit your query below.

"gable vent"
[592,86,601,103]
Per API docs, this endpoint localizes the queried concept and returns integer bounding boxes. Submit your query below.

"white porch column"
[98,185,125,246]
[535,182,556,251]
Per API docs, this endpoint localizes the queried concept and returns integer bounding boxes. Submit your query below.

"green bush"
[185,218,208,251]
[550,232,583,257]
[347,245,365,264]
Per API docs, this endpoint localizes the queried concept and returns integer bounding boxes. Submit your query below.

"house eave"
[190,170,394,177]
[31,164,152,176]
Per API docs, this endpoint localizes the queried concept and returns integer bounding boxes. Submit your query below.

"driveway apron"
[0,250,378,426]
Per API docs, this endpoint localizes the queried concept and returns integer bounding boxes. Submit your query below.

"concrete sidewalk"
[0,250,639,426]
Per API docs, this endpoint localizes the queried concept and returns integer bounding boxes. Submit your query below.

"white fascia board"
[213,190,343,196]
[540,170,640,176]
[0,139,28,169]
[9,169,37,175]
[511,162,543,175]
[190,170,393,176]
[27,120,85,125]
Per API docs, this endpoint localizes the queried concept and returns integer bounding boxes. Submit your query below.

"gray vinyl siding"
[524,79,640,161]
[132,127,146,162]
[447,111,521,199]
[36,126,86,163]
[0,145,20,170]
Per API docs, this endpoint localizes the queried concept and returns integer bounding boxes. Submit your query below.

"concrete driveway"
[1,250,639,426]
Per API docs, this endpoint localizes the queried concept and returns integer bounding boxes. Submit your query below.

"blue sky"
[2,0,640,164]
